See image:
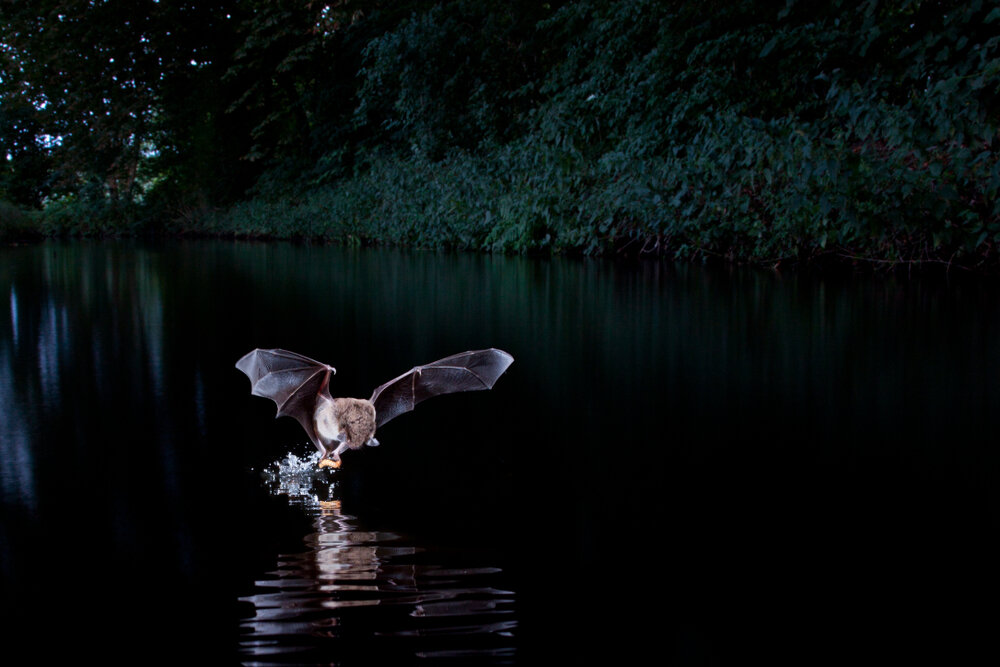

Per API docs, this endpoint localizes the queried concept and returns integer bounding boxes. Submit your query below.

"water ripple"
[239,455,517,665]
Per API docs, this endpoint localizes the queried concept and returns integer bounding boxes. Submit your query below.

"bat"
[236,347,514,468]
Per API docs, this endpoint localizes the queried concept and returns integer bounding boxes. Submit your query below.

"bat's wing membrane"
[370,348,514,427]
[236,348,334,450]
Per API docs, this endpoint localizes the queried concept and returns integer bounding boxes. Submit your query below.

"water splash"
[259,450,339,508]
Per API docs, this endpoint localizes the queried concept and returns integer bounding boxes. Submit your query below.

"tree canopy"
[2,0,998,267]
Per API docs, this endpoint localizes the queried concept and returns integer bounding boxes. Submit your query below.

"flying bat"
[236,347,514,468]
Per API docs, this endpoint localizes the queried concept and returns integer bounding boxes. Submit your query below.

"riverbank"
[3,205,998,274]
[4,142,998,274]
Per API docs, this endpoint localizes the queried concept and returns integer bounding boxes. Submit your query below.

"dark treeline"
[1,0,998,267]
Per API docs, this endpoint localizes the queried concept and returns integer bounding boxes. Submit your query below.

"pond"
[1,241,998,664]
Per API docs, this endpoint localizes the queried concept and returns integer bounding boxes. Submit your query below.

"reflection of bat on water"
[236,348,514,468]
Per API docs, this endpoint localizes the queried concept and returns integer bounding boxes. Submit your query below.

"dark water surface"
[1,241,998,664]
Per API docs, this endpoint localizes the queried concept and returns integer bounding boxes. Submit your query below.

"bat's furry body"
[236,347,514,466]
[314,396,378,454]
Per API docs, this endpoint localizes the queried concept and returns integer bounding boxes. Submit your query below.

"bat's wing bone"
[369,348,514,428]
[236,348,335,452]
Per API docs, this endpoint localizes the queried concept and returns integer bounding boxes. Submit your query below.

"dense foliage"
[2,0,998,268]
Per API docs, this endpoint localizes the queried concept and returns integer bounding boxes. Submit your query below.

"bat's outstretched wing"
[236,348,335,450]
[369,348,514,428]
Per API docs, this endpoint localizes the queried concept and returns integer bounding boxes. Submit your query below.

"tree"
[0,1,164,212]
[0,0,261,219]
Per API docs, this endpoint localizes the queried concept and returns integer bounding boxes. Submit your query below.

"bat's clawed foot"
[318,457,341,469]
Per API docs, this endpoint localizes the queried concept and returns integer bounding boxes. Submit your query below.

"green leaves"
[4,0,998,267]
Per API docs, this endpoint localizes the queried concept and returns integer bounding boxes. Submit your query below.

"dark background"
[2,241,998,664]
